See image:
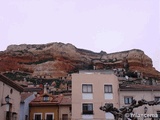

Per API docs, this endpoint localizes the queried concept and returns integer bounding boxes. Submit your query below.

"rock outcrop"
[0,42,159,79]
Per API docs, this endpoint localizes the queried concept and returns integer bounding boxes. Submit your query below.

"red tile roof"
[59,97,71,105]
[29,93,63,106]
[29,93,71,107]
[120,84,160,91]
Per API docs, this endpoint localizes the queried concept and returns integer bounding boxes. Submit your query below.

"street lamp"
[1,95,12,120]
[143,106,148,120]
[144,106,148,114]
[1,95,10,106]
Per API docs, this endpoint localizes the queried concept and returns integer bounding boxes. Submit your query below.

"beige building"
[59,93,72,120]
[119,84,160,120]
[0,74,23,120]
[72,70,119,120]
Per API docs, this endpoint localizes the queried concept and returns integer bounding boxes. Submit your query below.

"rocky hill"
[0,42,159,79]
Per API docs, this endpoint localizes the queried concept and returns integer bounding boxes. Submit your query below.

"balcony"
[82,111,94,115]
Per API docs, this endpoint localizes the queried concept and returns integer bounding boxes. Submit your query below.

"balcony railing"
[82,110,94,115]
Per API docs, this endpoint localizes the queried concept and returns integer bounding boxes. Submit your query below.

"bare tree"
[100,99,160,120]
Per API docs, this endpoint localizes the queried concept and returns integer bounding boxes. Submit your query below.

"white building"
[119,84,160,120]
[0,74,23,120]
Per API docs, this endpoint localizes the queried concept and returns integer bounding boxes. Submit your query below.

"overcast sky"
[0,0,160,71]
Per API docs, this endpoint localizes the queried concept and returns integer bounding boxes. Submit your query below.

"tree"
[100,99,160,120]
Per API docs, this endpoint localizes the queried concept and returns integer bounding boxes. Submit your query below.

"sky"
[0,0,160,71]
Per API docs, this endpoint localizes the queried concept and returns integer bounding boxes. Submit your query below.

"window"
[46,114,53,120]
[155,97,160,101]
[157,111,160,118]
[82,84,92,93]
[12,113,17,120]
[104,85,112,93]
[43,95,49,102]
[25,115,28,120]
[82,103,93,114]
[124,97,133,104]
[45,113,54,120]
[62,114,68,120]
[34,113,42,120]
[104,85,113,99]
[10,89,13,94]
[69,106,72,113]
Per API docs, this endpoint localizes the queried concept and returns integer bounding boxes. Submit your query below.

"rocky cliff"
[0,42,159,79]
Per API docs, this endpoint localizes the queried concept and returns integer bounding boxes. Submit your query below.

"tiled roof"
[59,97,71,105]
[120,84,160,91]
[0,74,24,92]
[29,93,63,106]
[29,93,72,106]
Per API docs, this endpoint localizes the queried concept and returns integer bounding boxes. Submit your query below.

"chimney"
[44,83,48,94]
[93,65,96,70]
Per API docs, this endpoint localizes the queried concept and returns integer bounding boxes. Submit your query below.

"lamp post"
[1,95,11,120]
[144,106,148,114]
[1,95,10,106]
[143,106,148,120]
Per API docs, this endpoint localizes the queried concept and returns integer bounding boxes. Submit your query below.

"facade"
[29,93,72,120]
[59,94,72,120]
[29,93,62,120]
[0,74,23,120]
[72,70,119,120]
[20,93,35,120]
[119,84,160,120]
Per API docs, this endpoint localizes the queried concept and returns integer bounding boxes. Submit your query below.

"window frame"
[45,113,54,120]
[62,114,68,120]
[104,85,113,93]
[82,103,94,115]
[43,95,49,102]
[124,96,133,104]
[155,96,160,101]
[82,84,93,93]
[33,113,42,120]
[157,111,160,118]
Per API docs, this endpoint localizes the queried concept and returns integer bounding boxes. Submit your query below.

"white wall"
[19,94,35,120]
[0,81,21,120]
[120,90,160,120]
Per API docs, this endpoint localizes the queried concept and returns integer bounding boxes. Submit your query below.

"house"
[119,84,160,120]
[72,70,119,120]
[20,93,35,120]
[29,93,63,120]
[59,93,72,120]
[29,92,72,120]
[29,83,62,120]
[0,74,23,120]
